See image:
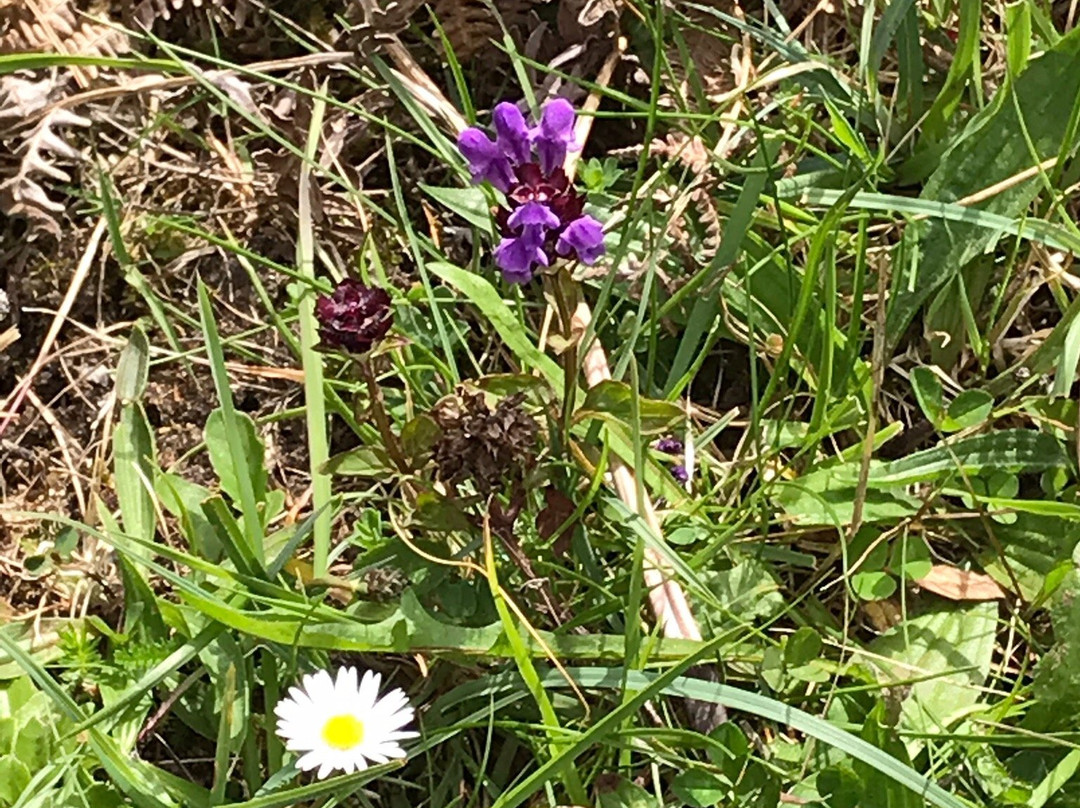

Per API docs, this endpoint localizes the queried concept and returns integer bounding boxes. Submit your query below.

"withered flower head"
[314,279,392,353]
[432,390,538,494]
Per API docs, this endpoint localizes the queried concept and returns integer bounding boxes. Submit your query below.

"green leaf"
[156,473,222,562]
[851,570,897,601]
[421,185,495,235]
[865,602,997,750]
[414,491,473,533]
[115,325,150,404]
[197,280,265,569]
[845,430,1064,486]
[13,714,51,770]
[575,380,683,435]
[113,328,156,556]
[818,764,863,808]
[911,369,993,431]
[321,446,394,478]
[428,262,562,388]
[205,408,268,506]
[1032,570,1080,722]
[1005,0,1032,75]
[856,702,922,808]
[113,402,157,556]
[785,627,823,666]
[867,0,917,87]
[886,27,1080,344]
[978,513,1080,600]
[400,414,441,464]
[943,389,993,431]
[700,557,785,623]
[477,668,971,808]
[201,496,263,579]
[921,0,981,136]
[773,474,922,527]
[910,366,945,425]
[0,755,31,803]
[596,777,661,808]
[671,770,729,808]
[889,534,933,581]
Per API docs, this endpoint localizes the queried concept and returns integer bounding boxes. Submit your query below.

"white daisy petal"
[383,729,420,741]
[357,669,381,708]
[275,664,417,780]
[335,666,358,697]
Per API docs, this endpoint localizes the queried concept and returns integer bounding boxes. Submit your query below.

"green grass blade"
[196,280,266,571]
[296,83,333,578]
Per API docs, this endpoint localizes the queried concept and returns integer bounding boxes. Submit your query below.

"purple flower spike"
[508,200,560,230]
[458,127,514,192]
[556,215,605,264]
[532,98,579,174]
[493,102,531,165]
[495,226,549,284]
[672,465,690,484]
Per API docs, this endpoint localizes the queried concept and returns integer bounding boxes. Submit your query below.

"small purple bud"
[458,127,514,192]
[556,215,605,264]
[495,225,549,284]
[315,279,393,353]
[655,437,683,455]
[508,200,560,230]
[672,465,689,484]
[493,102,531,165]
[532,98,579,174]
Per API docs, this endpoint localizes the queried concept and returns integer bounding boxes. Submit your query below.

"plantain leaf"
[885,27,1080,348]
[865,602,997,754]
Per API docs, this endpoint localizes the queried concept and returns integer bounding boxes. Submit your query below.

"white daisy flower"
[274,666,418,780]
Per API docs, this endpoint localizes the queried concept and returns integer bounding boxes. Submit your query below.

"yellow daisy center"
[321,714,365,750]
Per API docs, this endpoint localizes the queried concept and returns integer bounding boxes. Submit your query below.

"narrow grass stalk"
[297,85,333,578]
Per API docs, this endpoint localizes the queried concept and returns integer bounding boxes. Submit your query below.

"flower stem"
[549,267,580,448]
[359,357,408,472]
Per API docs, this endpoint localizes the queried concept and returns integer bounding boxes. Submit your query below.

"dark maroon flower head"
[315,279,392,353]
[510,164,585,227]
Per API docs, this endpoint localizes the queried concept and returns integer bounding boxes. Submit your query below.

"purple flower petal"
[539,98,576,139]
[457,127,513,192]
[508,200,559,230]
[531,98,579,174]
[493,102,531,165]
[556,215,605,264]
[655,437,683,455]
[495,225,549,284]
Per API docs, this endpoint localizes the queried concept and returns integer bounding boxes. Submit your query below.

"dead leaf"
[915,564,1006,601]
[862,598,902,632]
[0,327,19,354]
[537,488,577,558]
[558,0,619,37]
